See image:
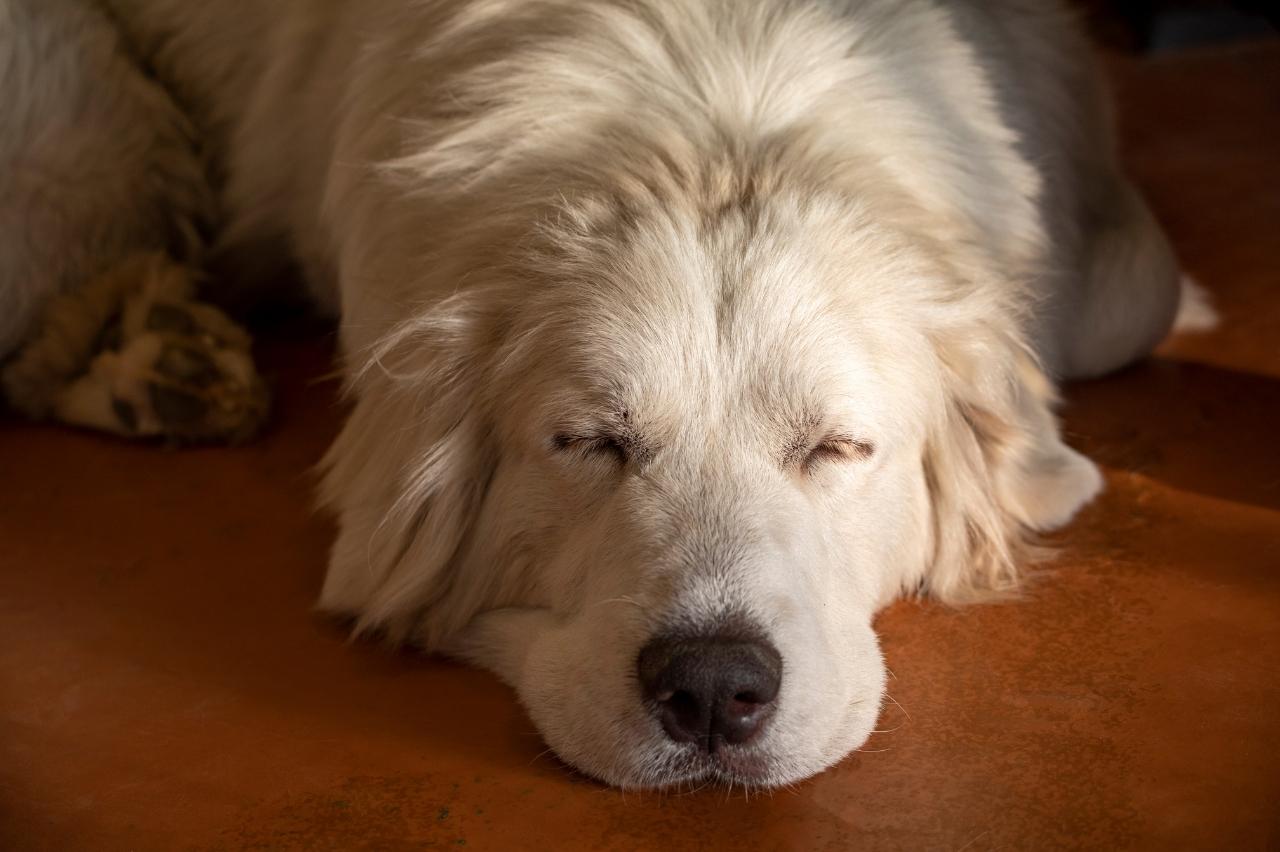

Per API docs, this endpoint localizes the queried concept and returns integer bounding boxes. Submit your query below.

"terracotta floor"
[3,40,1278,852]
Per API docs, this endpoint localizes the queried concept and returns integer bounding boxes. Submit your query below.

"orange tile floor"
[2,40,1277,851]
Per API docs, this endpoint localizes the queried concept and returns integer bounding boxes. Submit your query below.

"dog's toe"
[58,326,270,444]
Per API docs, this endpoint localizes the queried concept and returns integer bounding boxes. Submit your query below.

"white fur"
[1,0,1187,788]
[1174,275,1220,333]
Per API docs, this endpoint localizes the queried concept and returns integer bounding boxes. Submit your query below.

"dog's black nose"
[636,633,782,752]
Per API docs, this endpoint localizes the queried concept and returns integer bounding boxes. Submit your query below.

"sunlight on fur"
[1,0,1187,788]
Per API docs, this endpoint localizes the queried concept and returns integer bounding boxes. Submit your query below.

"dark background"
[1076,0,1277,50]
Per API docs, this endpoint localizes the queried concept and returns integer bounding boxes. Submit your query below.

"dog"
[0,0,1198,788]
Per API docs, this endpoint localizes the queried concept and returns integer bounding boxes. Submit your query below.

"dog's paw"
[1172,274,1219,334]
[4,253,270,444]
[70,301,269,445]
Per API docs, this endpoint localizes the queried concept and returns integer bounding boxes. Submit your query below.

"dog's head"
[318,155,1101,788]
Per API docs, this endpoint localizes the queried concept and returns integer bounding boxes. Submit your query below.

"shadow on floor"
[1064,355,1280,511]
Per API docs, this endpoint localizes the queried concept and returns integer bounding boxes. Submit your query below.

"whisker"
[955,828,991,852]
[883,691,912,721]
[590,595,644,609]
[868,723,905,734]
[527,745,558,766]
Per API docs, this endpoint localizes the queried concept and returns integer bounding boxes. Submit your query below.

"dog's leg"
[969,1,1189,381]
[1,0,213,353]
[1,0,269,442]
[1056,178,1184,380]
[3,253,269,443]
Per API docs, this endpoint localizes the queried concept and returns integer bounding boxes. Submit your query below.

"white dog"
[1,0,1191,787]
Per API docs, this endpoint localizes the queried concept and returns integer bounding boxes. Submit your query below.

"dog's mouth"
[636,741,780,790]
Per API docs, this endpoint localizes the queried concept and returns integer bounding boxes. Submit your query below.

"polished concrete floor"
[2,39,1277,852]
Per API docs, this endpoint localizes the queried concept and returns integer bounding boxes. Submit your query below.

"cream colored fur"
[0,0,1191,787]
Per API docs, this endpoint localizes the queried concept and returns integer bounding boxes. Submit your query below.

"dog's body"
[1,0,1186,787]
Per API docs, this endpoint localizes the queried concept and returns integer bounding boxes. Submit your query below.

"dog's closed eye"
[553,432,629,465]
[800,436,876,473]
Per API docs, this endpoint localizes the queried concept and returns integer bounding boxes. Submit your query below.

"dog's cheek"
[447,601,661,785]
[442,607,560,688]
[769,617,888,781]
[522,616,662,785]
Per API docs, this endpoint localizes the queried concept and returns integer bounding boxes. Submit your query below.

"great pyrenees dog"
[2,0,1197,788]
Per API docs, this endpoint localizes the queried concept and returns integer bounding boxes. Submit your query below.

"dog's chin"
[652,748,799,791]
[558,700,882,791]
[568,744,785,792]
[575,739,855,791]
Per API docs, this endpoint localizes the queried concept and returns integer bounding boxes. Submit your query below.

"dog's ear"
[920,321,1102,601]
[317,291,498,647]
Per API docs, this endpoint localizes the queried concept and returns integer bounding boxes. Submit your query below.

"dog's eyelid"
[552,432,630,465]
[824,434,876,454]
[802,435,876,470]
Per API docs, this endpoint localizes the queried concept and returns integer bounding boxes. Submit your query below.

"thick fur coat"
[0,0,1189,786]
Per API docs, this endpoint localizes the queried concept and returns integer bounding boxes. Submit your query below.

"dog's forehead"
[546,248,912,438]
[521,183,947,442]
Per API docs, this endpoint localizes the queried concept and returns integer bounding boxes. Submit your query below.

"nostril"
[656,690,707,744]
[726,695,762,719]
[664,690,702,721]
[716,693,775,747]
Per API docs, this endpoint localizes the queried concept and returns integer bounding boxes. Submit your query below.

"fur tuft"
[317,288,501,646]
